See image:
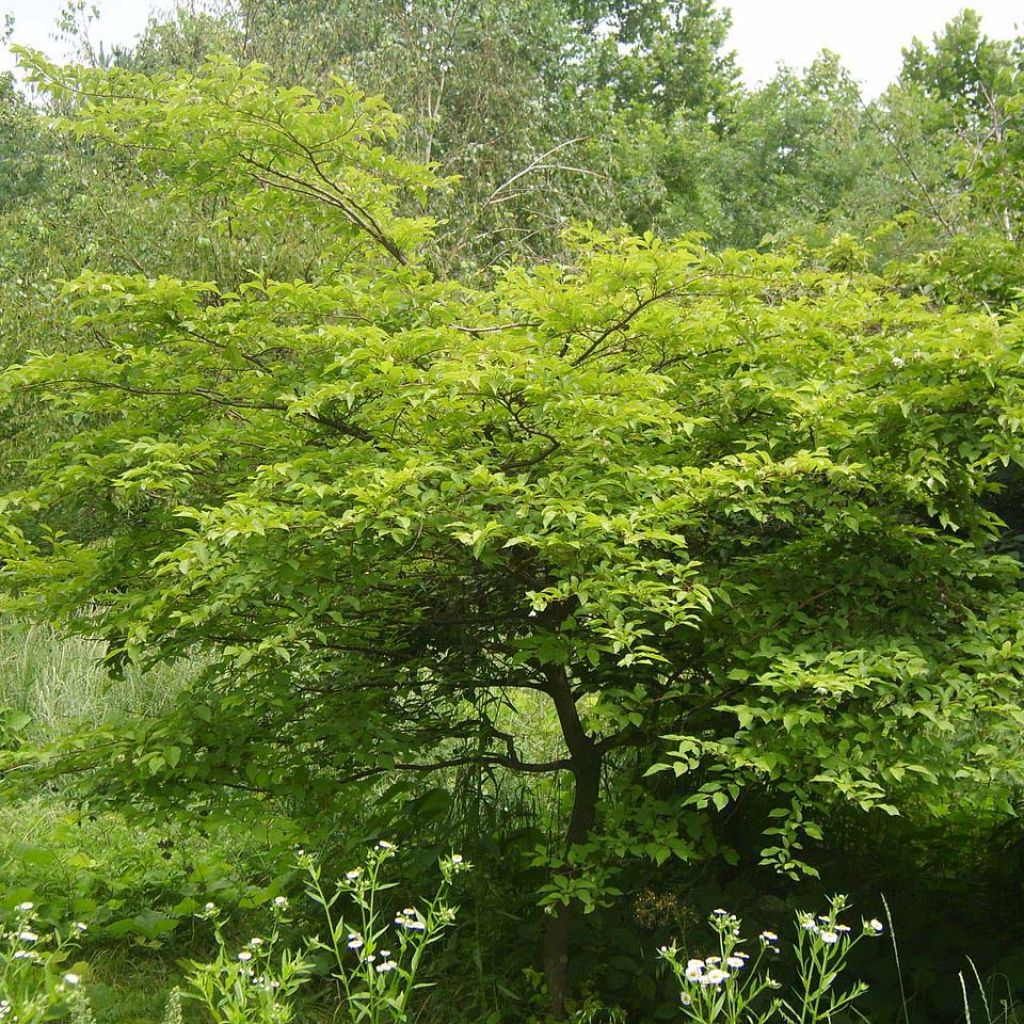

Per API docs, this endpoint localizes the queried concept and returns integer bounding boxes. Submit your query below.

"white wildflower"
[237,951,253,962]
[726,955,746,968]
[273,896,289,908]
[18,931,38,942]
[867,918,884,934]
[347,934,364,950]
[680,993,692,1006]
[395,912,425,931]
[345,869,361,881]
[759,930,778,943]
[64,973,80,986]
[892,356,905,369]
[16,902,33,912]
[375,959,398,973]
[378,840,396,851]
[820,931,839,944]
[684,963,703,982]
[702,968,729,986]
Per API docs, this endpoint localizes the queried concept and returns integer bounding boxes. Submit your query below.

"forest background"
[3,1,1024,1022]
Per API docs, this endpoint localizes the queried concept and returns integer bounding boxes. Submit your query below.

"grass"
[0,618,283,1024]
[0,619,192,742]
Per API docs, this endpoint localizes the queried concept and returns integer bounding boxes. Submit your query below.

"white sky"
[727,0,1022,96]
[1,0,1022,97]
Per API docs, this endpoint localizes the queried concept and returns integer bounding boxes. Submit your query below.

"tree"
[0,72,46,215]
[5,54,1024,1017]
[115,0,742,270]
[575,0,739,121]
[901,8,1017,121]
[690,51,878,249]
[865,11,1024,248]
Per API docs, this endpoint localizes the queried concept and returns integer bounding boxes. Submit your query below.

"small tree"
[4,54,1024,1017]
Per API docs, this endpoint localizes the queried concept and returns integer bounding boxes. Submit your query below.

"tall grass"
[0,619,196,743]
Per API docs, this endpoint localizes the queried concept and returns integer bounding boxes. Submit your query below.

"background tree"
[110,0,742,271]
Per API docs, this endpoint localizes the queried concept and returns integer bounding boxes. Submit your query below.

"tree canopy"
[4,46,1024,1015]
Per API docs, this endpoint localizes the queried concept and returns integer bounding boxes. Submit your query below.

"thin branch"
[484,136,590,207]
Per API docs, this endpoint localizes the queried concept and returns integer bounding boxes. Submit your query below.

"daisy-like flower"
[273,896,289,908]
[759,930,778,943]
[836,924,851,933]
[395,911,426,931]
[680,993,693,1007]
[820,931,839,944]
[237,951,253,962]
[375,960,398,973]
[702,968,729,986]
[75,922,88,932]
[712,908,727,916]
[451,854,463,865]
[726,955,746,969]
[347,934,364,950]
[64,973,80,986]
[684,962,703,982]
[248,937,263,947]
[705,956,721,965]
[13,951,33,960]
[16,902,33,912]
[18,931,38,942]
[346,869,361,881]
[378,840,396,851]
[867,918,884,934]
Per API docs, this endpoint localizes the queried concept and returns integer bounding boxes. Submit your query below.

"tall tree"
[5,54,1024,1017]
[115,0,741,269]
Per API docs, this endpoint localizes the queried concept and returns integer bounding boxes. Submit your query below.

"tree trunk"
[541,665,603,1018]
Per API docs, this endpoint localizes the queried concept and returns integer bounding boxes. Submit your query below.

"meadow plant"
[186,898,312,1024]
[660,896,883,1024]
[302,841,468,1024]
[66,987,97,1024]
[0,902,87,1023]
[161,988,184,1024]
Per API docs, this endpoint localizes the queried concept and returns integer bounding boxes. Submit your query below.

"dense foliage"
[2,4,1024,1022]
